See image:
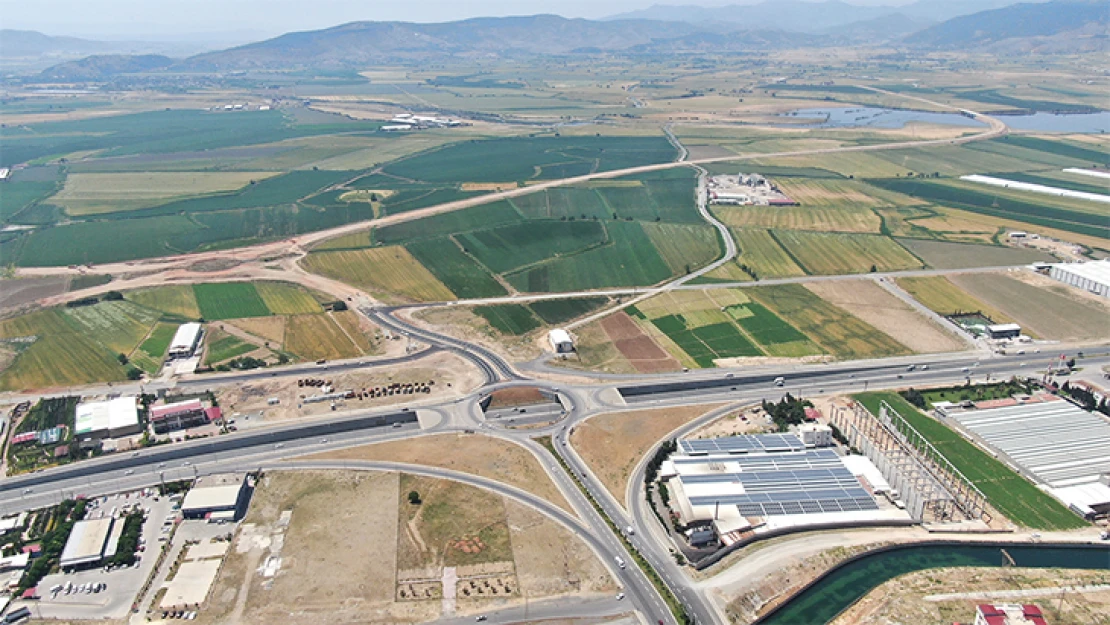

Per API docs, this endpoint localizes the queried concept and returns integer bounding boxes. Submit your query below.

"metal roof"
[75,396,139,435]
[1051,260,1110,288]
[182,474,245,512]
[168,323,201,352]
[678,433,805,456]
[951,400,1110,488]
[59,518,114,568]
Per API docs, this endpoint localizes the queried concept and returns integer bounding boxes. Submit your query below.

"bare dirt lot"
[215,351,482,423]
[199,470,612,625]
[600,312,681,373]
[805,279,967,354]
[686,406,772,439]
[833,567,1110,625]
[302,432,573,514]
[572,404,726,505]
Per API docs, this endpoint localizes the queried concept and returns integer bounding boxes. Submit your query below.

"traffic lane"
[428,596,630,625]
[0,414,421,493]
[175,347,443,388]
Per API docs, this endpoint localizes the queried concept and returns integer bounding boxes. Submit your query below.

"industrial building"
[59,517,118,570]
[974,603,1048,625]
[985,323,1022,340]
[75,397,141,440]
[1048,260,1110,298]
[548,329,574,353]
[167,323,203,359]
[149,399,210,434]
[660,433,907,544]
[182,474,251,521]
[945,397,1110,518]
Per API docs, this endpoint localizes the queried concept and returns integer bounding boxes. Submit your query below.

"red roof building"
[204,406,222,423]
[974,603,1048,625]
[803,407,822,421]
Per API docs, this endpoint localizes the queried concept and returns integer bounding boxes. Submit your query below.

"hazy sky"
[1,0,912,41]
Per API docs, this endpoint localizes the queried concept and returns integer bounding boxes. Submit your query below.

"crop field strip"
[284,313,368,361]
[300,246,456,303]
[894,238,1053,270]
[948,273,1110,342]
[48,171,280,215]
[204,334,258,365]
[193,283,272,321]
[895,276,1016,324]
[406,238,508,299]
[855,393,1087,530]
[771,230,925,275]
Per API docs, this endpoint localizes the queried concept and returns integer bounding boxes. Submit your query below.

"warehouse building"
[75,396,141,440]
[548,329,574,353]
[985,323,1022,340]
[182,474,251,521]
[947,397,1110,518]
[167,323,203,359]
[59,517,117,570]
[150,399,210,434]
[660,434,908,543]
[1048,260,1110,298]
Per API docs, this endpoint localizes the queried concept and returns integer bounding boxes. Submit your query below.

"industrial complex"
[1048,259,1110,298]
[75,397,142,442]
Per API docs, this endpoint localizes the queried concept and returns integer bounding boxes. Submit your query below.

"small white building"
[168,323,202,359]
[1048,260,1110,298]
[986,323,1022,340]
[797,423,833,448]
[548,329,574,353]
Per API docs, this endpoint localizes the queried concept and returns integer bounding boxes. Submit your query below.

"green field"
[529,297,608,325]
[300,246,456,303]
[139,322,177,360]
[642,222,722,275]
[855,392,1087,530]
[126,285,201,319]
[472,304,542,336]
[382,136,675,183]
[204,334,257,365]
[772,231,924,275]
[62,301,161,355]
[649,314,761,367]
[731,229,807,278]
[406,238,508,299]
[193,283,271,320]
[457,220,606,274]
[749,284,908,359]
[0,309,128,391]
[505,221,672,292]
[725,301,820,357]
[374,200,522,245]
[868,177,1110,240]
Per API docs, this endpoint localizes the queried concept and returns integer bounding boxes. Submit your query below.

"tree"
[332,300,348,312]
[869,264,877,273]
[102,290,123,301]
[117,353,129,365]
[407,491,422,505]
[903,388,926,409]
[126,367,142,380]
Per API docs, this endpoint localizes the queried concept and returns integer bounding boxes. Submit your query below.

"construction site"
[707,173,798,206]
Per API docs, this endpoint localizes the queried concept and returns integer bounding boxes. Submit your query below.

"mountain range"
[17,0,1109,79]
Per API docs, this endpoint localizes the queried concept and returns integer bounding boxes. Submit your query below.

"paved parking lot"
[19,489,178,620]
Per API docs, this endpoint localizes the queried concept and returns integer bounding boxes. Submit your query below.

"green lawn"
[854,392,1087,530]
[193,283,271,320]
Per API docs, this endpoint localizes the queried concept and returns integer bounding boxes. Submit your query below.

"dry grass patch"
[951,272,1110,342]
[303,432,573,514]
[284,313,365,361]
[301,246,456,303]
[52,171,276,215]
[572,404,726,504]
[805,280,966,354]
[897,276,1016,323]
[504,499,616,598]
[225,316,286,346]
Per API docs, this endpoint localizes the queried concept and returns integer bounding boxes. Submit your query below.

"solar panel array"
[951,401,1110,488]
[679,433,805,456]
[682,449,878,518]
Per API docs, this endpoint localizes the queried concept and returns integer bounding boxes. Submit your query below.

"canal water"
[756,543,1110,625]
[779,106,1110,133]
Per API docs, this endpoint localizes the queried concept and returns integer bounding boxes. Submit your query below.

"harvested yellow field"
[254,282,322,315]
[773,231,923,275]
[301,246,455,303]
[284,313,365,361]
[805,280,966,354]
[572,404,726,505]
[772,178,889,208]
[306,433,573,514]
[732,229,807,278]
[698,261,755,283]
[332,310,377,353]
[311,230,372,251]
[51,172,276,215]
[714,205,880,233]
[225,316,286,345]
[125,285,201,319]
[897,276,1016,322]
[461,182,519,191]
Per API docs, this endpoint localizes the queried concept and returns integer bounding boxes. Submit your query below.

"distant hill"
[824,13,936,42]
[904,0,1108,49]
[605,0,1023,34]
[37,54,175,81]
[0,29,123,57]
[178,15,798,70]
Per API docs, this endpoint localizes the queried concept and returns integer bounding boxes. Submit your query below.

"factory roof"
[168,323,202,353]
[548,328,572,344]
[59,518,115,568]
[75,396,139,436]
[987,323,1022,333]
[678,433,805,456]
[150,399,204,421]
[1052,259,1110,286]
[950,399,1110,488]
[182,474,246,512]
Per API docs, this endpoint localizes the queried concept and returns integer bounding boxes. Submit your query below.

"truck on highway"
[774,376,785,387]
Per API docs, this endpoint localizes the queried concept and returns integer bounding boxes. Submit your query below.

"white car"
[616,592,625,601]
